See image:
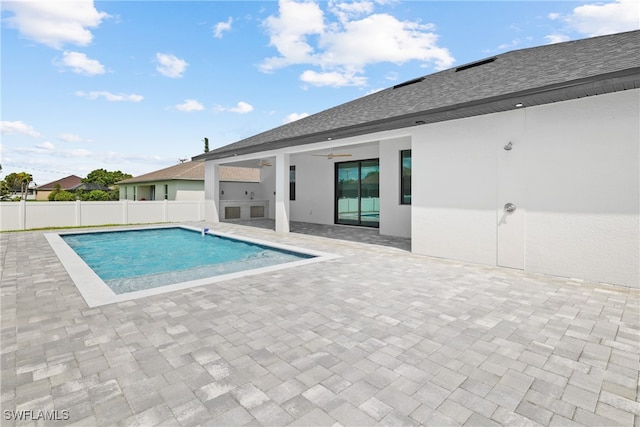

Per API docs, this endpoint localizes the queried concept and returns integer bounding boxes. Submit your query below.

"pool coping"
[45,224,341,307]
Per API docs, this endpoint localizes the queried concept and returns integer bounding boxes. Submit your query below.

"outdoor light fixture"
[415,120,426,125]
[515,103,524,108]
[504,141,513,151]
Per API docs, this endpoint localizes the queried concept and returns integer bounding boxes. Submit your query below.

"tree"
[0,180,11,200]
[3,172,32,200]
[82,169,132,187]
[203,137,209,153]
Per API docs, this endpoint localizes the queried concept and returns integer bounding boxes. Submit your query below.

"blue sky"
[2,0,638,185]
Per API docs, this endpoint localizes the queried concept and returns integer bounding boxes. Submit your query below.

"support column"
[275,152,290,233]
[204,162,220,223]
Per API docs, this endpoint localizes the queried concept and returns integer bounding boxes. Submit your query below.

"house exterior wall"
[119,180,204,201]
[412,89,639,288]
[174,181,205,200]
[36,190,53,201]
[379,136,412,238]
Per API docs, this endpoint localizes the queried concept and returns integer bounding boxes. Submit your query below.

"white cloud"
[76,91,143,102]
[260,0,454,87]
[283,112,310,123]
[261,0,326,72]
[0,121,41,137]
[58,132,84,143]
[329,0,374,23]
[71,149,92,157]
[217,101,254,114]
[175,99,205,112]
[214,17,233,38]
[545,34,571,44]
[496,39,521,50]
[300,70,367,87]
[2,0,109,49]
[548,0,639,39]
[156,53,188,78]
[36,141,55,150]
[54,51,105,75]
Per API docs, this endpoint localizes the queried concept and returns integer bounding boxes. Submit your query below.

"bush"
[50,190,76,201]
[83,190,111,201]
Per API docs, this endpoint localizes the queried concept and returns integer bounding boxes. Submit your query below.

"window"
[124,187,128,199]
[289,166,296,201]
[164,185,168,200]
[401,150,411,205]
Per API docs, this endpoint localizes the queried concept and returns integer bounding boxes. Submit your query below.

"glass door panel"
[336,162,360,225]
[360,160,379,227]
[335,159,379,227]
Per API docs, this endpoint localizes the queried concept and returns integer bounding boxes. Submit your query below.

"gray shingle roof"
[116,161,260,184]
[194,30,640,161]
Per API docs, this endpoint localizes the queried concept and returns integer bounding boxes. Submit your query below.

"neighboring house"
[35,175,83,201]
[35,176,110,200]
[194,30,640,288]
[117,161,260,202]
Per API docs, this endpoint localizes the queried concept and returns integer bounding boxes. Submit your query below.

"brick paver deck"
[1,221,638,426]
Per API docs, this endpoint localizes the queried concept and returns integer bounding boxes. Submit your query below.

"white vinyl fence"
[0,200,205,231]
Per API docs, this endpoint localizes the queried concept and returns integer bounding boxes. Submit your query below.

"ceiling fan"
[257,159,272,167]
[312,150,352,159]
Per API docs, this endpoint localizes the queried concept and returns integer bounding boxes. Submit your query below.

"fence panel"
[26,202,76,229]
[0,203,21,231]
[81,201,124,226]
[0,200,204,231]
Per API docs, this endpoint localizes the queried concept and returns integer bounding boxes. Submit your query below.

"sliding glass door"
[335,159,379,227]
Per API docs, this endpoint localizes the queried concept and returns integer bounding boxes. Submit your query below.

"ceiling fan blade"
[312,153,352,159]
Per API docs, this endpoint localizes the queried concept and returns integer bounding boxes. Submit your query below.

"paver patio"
[1,221,638,426]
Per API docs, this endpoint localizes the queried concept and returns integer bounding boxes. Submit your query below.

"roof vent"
[393,76,425,89]
[455,57,497,72]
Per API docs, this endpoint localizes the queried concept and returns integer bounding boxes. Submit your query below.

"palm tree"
[18,172,33,200]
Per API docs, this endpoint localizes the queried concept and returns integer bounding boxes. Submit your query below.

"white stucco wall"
[522,90,639,288]
[412,89,639,288]
[379,136,412,238]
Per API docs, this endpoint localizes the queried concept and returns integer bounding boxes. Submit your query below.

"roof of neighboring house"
[69,182,110,192]
[116,161,260,184]
[194,30,640,161]
[36,175,83,191]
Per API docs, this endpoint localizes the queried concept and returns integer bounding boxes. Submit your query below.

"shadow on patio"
[222,219,411,252]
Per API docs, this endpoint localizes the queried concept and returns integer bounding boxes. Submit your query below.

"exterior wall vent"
[393,77,426,89]
[455,57,497,72]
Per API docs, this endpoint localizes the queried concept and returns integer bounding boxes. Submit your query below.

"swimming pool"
[46,225,338,307]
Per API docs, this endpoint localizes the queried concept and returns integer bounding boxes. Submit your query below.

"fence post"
[76,200,82,226]
[19,199,26,230]
[123,199,128,224]
[164,199,168,222]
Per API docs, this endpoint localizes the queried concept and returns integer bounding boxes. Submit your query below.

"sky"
[1,0,638,186]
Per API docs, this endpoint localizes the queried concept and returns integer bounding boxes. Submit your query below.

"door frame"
[334,158,380,228]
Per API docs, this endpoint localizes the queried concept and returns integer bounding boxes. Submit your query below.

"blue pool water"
[62,227,314,294]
